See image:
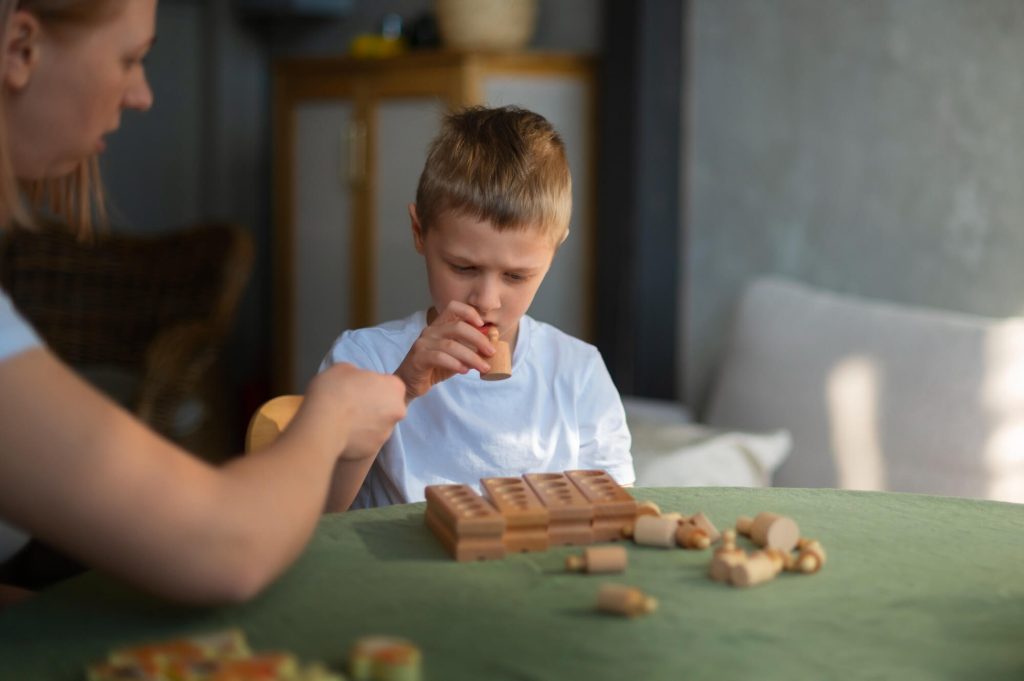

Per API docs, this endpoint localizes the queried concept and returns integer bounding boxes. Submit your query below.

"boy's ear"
[409,203,426,254]
[3,11,43,91]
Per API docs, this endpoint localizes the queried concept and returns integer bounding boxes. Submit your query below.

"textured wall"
[685,0,1024,410]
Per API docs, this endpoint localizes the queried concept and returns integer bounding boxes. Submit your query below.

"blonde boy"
[321,105,634,508]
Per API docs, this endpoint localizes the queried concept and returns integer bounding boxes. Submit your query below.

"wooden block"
[481,326,511,381]
[596,584,658,618]
[424,484,506,561]
[524,473,595,545]
[565,470,638,541]
[566,546,628,574]
[481,477,550,553]
[632,516,677,548]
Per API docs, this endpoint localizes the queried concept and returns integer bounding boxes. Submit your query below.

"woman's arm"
[0,348,405,604]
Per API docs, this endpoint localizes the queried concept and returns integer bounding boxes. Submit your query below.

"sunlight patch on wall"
[827,356,888,491]
[983,323,1024,502]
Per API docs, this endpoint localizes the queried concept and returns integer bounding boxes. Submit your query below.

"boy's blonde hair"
[415,105,572,245]
[0,0,121,236]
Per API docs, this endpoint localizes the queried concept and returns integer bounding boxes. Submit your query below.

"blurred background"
[92,0,1024,469]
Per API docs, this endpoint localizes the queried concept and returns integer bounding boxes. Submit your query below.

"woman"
[0,0,406,606]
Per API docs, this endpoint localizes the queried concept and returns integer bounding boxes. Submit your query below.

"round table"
[1,487,1022,680]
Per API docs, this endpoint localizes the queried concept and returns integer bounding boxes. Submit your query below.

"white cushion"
[705,277,1024,503]
[624,397,791,488]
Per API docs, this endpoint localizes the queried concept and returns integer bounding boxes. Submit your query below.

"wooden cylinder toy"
[750,512,800,552]
[735,516,754,536]
[481,327,512,381]
[566,546,628,574]
[632,516,677,548]
[676,523,710,550]
[795,539,827,573]
[687,512,721,543]
[730,550,784,587]
[596,584,658,617]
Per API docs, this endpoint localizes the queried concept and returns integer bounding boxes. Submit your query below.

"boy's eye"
[452,264,476,274]
[505,272,527,282]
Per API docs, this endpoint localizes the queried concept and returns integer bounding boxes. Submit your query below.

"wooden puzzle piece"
[565,469,638,541]
[524,472,595,545]
[566,546,628,574]
[481,476,550,553]
[424,484,506,561]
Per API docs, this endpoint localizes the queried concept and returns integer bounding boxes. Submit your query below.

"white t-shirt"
[321,312,635,508]
[0,287,41,564]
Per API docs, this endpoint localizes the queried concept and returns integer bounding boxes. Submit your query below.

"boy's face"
[411,204,558,346]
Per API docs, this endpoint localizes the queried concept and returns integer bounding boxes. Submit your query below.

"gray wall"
[685,0,1024,411]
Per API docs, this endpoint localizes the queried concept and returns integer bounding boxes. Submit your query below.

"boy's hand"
[394,301,496,402]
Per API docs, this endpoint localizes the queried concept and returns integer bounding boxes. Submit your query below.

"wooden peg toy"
[729,549,785,588]
[735,512,800,552]
[661,512,685,524]
[685,512,720,543]
[566,469,638,541]
[676,523,711,550]
[708,530,746,582]
[566,546,628,574]
[596,584,658,618]
[793,538,827,574]
[481,326,512,380]
[632,516,678,548]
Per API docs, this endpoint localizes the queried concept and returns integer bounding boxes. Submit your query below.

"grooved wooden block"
[565,470,638,541]
[424,484,506,561]
[524,472,595,545]
[481,477,550,553]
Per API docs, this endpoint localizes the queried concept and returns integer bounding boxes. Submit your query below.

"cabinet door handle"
[345,120,367,187]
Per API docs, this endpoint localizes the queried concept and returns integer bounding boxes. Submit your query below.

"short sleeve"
[0,287,41,362]
[319,329,388,374]
[577,348,636,485]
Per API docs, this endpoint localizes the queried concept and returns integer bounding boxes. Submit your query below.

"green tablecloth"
[1,487,1023,680]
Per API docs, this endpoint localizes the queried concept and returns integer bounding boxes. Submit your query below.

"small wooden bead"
[794,540,826,574]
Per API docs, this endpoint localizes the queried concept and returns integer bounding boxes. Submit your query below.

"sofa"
[629,276,1024,504]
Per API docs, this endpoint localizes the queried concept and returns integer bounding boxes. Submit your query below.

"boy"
[320,105,634,509]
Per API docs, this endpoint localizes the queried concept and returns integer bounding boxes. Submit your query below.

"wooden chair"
[0,222,253,458]
[246,395,303,452]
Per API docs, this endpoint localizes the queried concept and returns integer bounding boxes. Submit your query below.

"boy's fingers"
[437,340,491,373]
[437,300,485,328]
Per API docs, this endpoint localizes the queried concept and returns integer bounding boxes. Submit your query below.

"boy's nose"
[470,277,502,314]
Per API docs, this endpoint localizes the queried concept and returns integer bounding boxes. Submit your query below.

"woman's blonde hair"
[415,105,572,245]
[0,0,124,236]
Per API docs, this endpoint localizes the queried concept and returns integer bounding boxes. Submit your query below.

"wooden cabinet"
[272,52,596,392]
